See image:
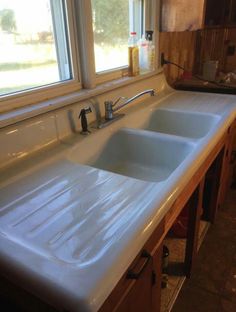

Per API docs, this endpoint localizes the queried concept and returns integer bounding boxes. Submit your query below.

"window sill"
[0,69,162,129]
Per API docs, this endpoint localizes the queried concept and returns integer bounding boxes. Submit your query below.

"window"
[0,0,73,97]
[0,0,158,113]
[91,0,144,73]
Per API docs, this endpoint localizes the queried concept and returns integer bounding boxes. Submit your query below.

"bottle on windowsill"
[138,35,149,73]
[146,30,155,71]
[128,32,139,76]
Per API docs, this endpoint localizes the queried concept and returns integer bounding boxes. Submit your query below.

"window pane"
[0,0,71,96]
[92,0,133,73]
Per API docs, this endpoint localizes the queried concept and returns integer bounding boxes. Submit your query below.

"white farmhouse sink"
[69,128,195,182]
[142,109,220,139]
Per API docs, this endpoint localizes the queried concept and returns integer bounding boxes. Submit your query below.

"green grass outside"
[0,84,36,95]
[0,60,57,72]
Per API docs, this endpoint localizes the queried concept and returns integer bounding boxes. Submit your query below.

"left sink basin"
[68,128,195,182]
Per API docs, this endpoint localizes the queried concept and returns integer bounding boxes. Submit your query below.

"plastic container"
[128,32,139,76]
[138,35,149,72]
[146,30,155,71]
[203,60,218,81]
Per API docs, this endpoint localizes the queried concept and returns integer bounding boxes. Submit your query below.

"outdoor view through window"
[92,0,130,73]
[0,0,71,96]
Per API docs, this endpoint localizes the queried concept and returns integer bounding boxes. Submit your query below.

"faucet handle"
[104,101,114,120]
[113,96,128,107]
[79,107,92,135]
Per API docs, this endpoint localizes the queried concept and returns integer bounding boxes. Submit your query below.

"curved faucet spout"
[105,89,155,121]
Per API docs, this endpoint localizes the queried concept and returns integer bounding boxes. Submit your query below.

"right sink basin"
[142,108,220,139]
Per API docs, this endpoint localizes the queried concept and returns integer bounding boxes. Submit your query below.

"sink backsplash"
[0,74,167,170]
[0,112,58,170]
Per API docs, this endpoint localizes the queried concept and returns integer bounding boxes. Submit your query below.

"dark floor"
[172,188,236,312]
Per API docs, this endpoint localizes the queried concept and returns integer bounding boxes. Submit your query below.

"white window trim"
[0,69,162,129]
[75,0,96,89]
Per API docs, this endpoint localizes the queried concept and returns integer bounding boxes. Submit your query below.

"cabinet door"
[204,0,236,26]
[204,0,225,26]
[230,0,236,24]
[115,251,153,312]
[223,0,232,25]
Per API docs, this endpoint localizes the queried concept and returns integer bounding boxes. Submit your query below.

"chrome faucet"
[104,89,155,121]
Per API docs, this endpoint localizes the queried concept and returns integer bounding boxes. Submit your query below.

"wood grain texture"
[160,27,236,85]
[194,27,236,74]
[184,180,204,278]
[161,0,205,32]
[160,31,197,85]
[99,220,165,312]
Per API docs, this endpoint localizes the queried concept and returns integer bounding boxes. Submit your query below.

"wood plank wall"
[159,31,197,85]
[195,27,236,74]
[160,27,236,85]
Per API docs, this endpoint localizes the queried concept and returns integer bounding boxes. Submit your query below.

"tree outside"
[92,0,129,45]
[92,0,130,72]
[0,9,17,32]
[0,0,59,96]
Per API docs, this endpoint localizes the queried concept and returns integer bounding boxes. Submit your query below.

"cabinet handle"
[126,250,151,280]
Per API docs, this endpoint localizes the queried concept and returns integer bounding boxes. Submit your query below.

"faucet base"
[92,114,125,129]
[80,130,91,135]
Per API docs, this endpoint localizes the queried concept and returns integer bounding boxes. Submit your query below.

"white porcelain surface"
[0,156,166,311]
[142,108,220,139]
[0,113,57,170]
[55,101,95,140]
[54,74,167,142]
[0,75,236,312]
[69,128,195,182]
[0,159,156,264]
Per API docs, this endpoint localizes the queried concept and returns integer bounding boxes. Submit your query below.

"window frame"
[94,0,159,84]
[90,0,143,77]
[0,0,160,115]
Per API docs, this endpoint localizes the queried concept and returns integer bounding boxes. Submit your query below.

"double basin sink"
[69,108,220,183]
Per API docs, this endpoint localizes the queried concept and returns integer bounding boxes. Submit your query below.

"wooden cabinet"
[231,0,236,24]
[115,254,153,312]
[161,0,236,32]
[204,0,236,26]
[100,223,164,312]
